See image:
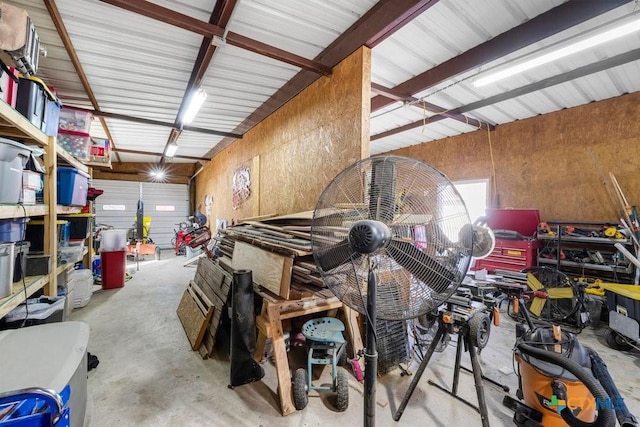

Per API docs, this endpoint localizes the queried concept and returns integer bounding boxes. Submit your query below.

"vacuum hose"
[517,342,616,427]
[588,347,638,427]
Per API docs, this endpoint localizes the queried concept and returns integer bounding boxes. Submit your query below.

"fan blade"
[527,272,544,291]
[315,239,353,271]
[369,158,396,222]
[387,239,456,286]
[547,287,575,299]
[529,297,546,316]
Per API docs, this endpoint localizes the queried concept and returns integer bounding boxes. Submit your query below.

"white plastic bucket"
[100,229,127,251]
[0,243,15,298]
[72,269,93,308]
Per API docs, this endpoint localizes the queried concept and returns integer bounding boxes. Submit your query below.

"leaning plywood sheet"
[232,240,293,298]
[177,281,214,350]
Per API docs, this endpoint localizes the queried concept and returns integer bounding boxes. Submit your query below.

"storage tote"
[57,167,89,206]
[0,138,32,204]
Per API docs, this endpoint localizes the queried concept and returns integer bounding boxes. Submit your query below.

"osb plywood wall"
[196,47,371,223]
[383,91,640,223]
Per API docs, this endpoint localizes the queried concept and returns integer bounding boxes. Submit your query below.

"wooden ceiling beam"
[371,0,634,112]
[371,82,493,131]
[44,0,122,163]
[98,0,331,75]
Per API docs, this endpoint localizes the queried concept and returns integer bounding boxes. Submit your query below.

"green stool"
[292,317,349,411]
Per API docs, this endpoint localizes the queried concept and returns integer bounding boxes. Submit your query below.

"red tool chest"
[474,238,540,273]
[472,208,541,273]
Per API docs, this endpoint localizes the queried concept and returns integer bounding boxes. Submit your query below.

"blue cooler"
[57,167,89,206]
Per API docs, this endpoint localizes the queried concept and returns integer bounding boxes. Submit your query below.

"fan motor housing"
[348,220,391,254]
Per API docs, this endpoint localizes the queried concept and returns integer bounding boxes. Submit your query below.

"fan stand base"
[427,333,489,426]
[393,316,491,427]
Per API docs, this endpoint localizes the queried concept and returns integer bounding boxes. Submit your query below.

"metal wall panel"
[93,180,189,249]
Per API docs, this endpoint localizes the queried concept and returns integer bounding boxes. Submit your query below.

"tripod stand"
[394,300,492,427]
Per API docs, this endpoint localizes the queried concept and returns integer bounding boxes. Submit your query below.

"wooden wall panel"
[196,47,371,224]
[382,91,640,223]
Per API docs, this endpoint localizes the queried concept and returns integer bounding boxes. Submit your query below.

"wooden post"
[266,302,295,416]
[43,138,57,296]
[342,305,365,371]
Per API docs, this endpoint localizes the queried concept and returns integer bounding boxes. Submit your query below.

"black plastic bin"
[12,241,30,282]
[15,78,46,129]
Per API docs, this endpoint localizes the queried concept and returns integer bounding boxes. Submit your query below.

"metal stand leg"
[393,321,447,421]
[460,365,510,392]
[427,332,491,427]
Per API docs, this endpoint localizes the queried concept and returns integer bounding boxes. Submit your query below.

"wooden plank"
[266,303,295,416]
[296,260,319,272]
[176,283,214,350]
[218,257,235,274]
[279,256,293,299]
[224,230,311,257]
[281,226,311,232]
[343,305,364,371]
[237,213,278,223]
[232,241,290,297]
[229,228,312,251]
[292,272,324,287]
[247,221,312,239]
[191,259,235,357]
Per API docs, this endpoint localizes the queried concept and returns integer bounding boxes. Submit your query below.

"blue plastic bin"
[0,218,29,243]
[57,167,89,207]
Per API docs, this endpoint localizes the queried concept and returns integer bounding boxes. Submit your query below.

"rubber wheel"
[604,328,633,351]
[335,368,349,411]
[469,312,491,349]
[293,368,308,410]
[337,344,347,366]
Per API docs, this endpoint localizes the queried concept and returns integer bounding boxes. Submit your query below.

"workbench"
[253,286,363,416]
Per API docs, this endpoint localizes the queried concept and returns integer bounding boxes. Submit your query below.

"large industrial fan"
[310,156,474,426]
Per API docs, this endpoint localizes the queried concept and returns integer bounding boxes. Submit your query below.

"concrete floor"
[70,252,640,427]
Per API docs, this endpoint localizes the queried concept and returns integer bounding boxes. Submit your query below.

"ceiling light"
[150,170,165,180]
[165,141,179,157]
[148,166,168,182]
[182,88,207,124]
[473,16,640,87]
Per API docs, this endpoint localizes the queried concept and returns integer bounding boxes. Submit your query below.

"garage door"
[92,180,189,249]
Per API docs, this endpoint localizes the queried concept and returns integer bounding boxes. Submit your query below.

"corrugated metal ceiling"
[5,0,640,164]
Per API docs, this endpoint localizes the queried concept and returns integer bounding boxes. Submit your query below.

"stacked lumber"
[219,211,328,300]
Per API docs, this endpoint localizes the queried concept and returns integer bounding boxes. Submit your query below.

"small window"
[453,179,489,223]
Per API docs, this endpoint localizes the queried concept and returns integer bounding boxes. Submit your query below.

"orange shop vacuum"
[503,300,637,427]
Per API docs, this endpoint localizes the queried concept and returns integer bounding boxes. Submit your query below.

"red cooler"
[101,250,126,289]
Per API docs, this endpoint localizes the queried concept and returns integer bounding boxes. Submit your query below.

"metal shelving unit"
[537,220,636,281]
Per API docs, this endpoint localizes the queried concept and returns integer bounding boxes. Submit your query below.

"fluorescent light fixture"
[182,88,207,124]
[165,142,179,157]
[474,16,640,87]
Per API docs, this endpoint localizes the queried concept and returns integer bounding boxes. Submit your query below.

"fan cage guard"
[311,156,473,321]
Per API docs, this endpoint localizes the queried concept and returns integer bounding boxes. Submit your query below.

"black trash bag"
[229,269,264,387]
[87,352,99,371]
